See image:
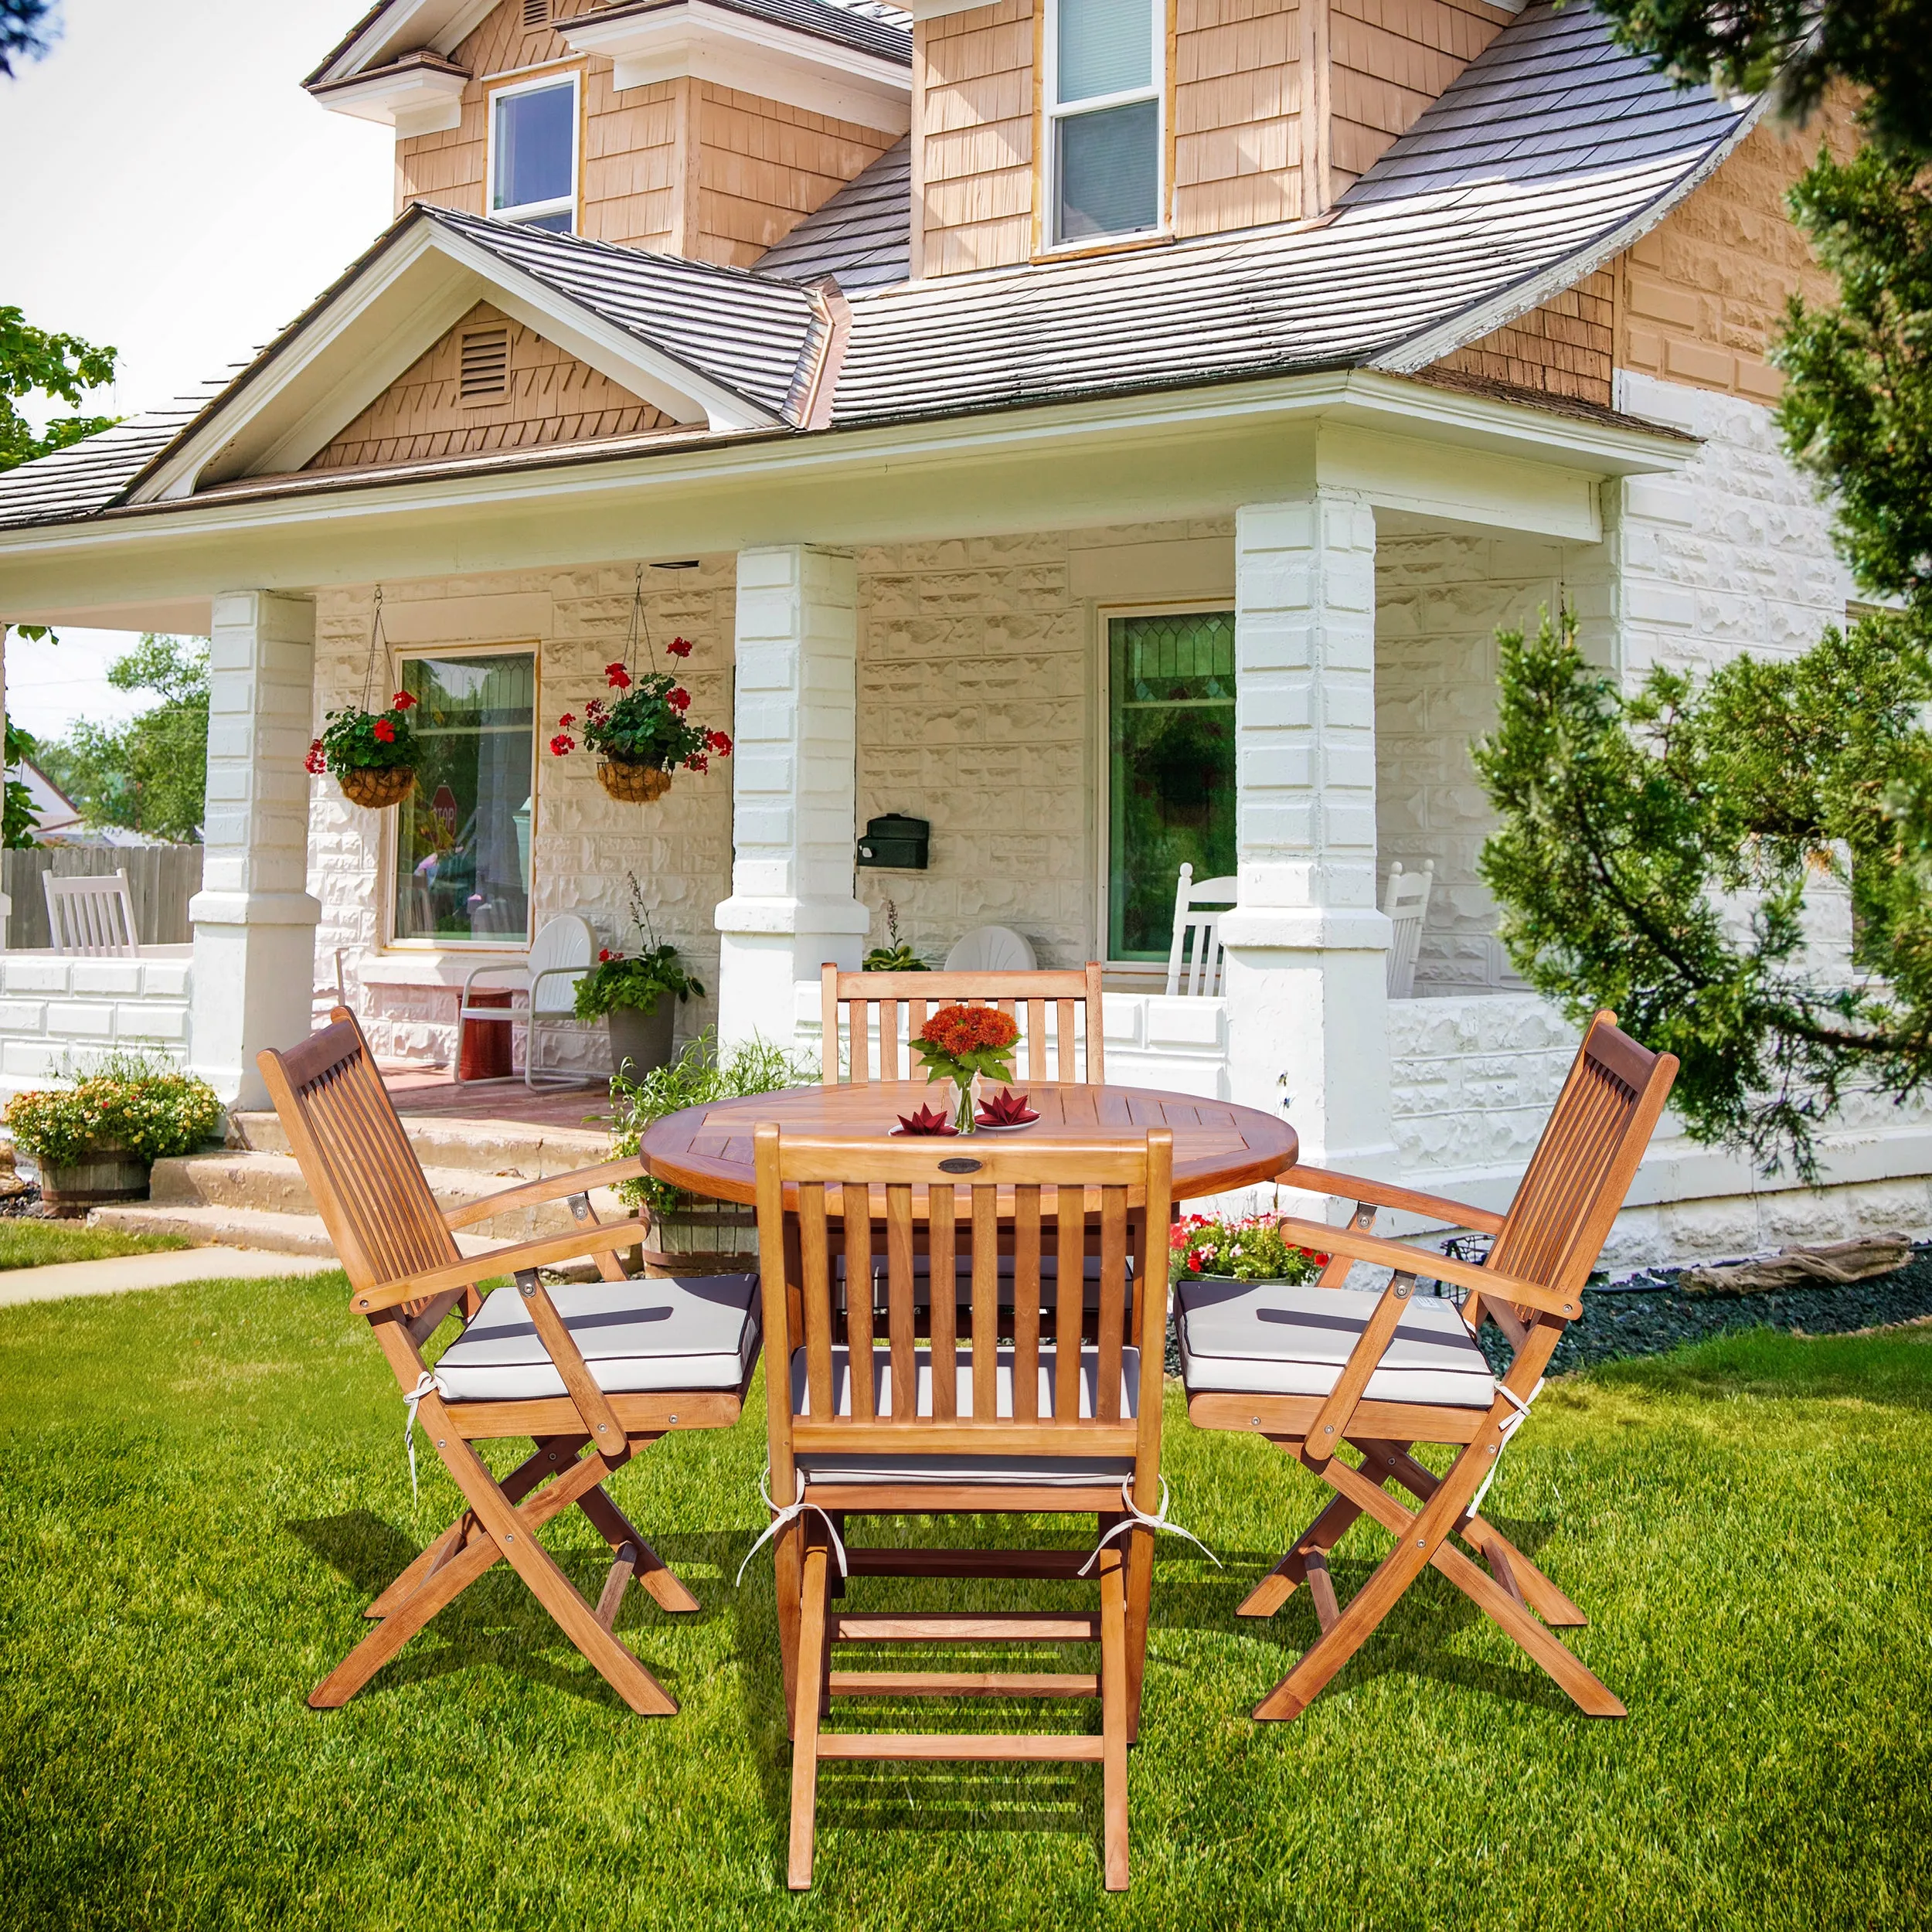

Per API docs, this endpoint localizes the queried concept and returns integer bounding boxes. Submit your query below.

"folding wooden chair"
[755,1124,1173,1891]
[257,1009,761,1716]
[1180,1010,1676,1720]
[820,962,1107,1086]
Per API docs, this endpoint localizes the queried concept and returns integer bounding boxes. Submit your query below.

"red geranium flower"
[606,662,632,690]
[667,636,692,658]
[549,733,576,755]
[558,713,575,728]
[391,691,417,710]
[372,716,396,744]
[684,752,709,774]
[668,686,690,712]
[304,740,326,775]
[597,948,612,963]
[706,730,733,754]
[585,698,607,721]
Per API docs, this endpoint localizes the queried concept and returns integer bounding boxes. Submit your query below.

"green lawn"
[0,1217,188,1270]
[2,1273,1927,1931]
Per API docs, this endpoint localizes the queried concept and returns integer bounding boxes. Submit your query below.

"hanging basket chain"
[360,587,388,713]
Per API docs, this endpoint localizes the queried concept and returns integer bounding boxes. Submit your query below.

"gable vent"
[459,326,511,403]
[522,0,549,26]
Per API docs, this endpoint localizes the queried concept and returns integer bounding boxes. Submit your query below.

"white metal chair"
[43,869,139,957]
[1383,860,1434,999]
[1165,862,1236,997]
[457,912,597,1087]
[943,924,1037,971]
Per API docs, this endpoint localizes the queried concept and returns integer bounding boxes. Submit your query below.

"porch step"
[90,1201,359,1259]
[230,1108,609,1179]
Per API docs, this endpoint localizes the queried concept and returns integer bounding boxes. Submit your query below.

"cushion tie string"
[1469,1376,1545,1515]
[403,1370,448,1503]
[736,1466,849,1587]
[1078,1476,1222,1577]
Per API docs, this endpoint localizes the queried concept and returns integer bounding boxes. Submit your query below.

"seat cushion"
[789,1344,1139,1487]
[1177,1277,1494,1409]
[434,1274,760,1403]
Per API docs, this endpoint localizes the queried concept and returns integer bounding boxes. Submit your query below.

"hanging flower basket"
[597,759,674,804]
[338,764,419,810]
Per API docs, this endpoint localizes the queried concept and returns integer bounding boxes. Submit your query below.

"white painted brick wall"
[0,947,194,1097]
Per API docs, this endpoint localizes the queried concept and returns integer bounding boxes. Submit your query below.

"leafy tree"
[3,718,39,848]
[0,0,58,79]
[39,637,209,844]
[1591,0,1932,156]
[0,306,115,473]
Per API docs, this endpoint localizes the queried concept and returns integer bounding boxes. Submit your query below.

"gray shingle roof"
[0,397,219,531]
[825,2,1750,425]
[753,138,911,291]
[590,0,910,66]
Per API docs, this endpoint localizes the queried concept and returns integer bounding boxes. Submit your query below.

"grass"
[2,1274,1927,1931]
[0,1216,188,1270]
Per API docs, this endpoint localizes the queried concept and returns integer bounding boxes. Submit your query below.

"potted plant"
[1170,1213,1329,1286]
[305,690,421,809]
[863,899,928,972]
[910,1002,1020,1134]
[572,879,703,1077]
[607,1029,812,1270]
[5,1053,225,1213]
[549,641,733,804]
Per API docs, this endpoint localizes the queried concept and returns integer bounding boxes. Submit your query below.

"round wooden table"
[637,1080,1298,1205]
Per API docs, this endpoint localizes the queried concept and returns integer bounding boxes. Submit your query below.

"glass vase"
[953,1073,978,1134]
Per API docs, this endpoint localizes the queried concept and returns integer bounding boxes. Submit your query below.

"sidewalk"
[0,1246,339,1308]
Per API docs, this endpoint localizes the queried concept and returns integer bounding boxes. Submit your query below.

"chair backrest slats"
[757,1130,1172,1495]
[1165,865,1236,998]
[1383,860,1434,1000]
[821,964,1107,1087]
[43,869,139,957]
[257,1009,459,1296]
[1488,1010,1677,1303]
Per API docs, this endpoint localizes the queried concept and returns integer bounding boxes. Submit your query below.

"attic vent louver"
[459,326,511,403]
[522,0,549,25]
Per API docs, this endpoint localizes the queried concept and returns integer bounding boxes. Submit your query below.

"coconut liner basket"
[597,759,673,804]
[338,765,419,811]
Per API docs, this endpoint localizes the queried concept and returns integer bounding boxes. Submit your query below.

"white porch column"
[189,591,321,1110]
[714,544,868,1051]
[1218,494,1396,1171]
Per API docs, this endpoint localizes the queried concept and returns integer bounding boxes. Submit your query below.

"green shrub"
[5,1053,224,1168]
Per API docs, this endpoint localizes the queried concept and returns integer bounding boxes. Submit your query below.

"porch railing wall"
[3,845,203,950]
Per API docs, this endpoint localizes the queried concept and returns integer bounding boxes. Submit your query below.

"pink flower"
[706,729,733,755]
[606,662,632,690]
[372,717,396,745]
[667,636,692,658]
[549,733,576,755]
[391,691,417,711]
[668,686,690,712]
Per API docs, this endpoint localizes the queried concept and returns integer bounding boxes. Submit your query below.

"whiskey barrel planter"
[39,1147,148,1213]
[597,760,672,804]
[338,766,418,811]
[641,1201,759,1278]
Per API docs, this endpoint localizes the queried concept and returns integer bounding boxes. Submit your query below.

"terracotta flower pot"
[607,1000,676,1080]
[338,765,418,810]
[597,759,672,804]
[39,1146,148,1213]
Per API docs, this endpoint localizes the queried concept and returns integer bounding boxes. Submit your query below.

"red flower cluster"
[372,717,396,744]
[391,691,417,711]
[558,712,575,729]
[605,662,632,690]
[683,753,709,774]
[585,697,607,722]
[668,636,693,658]
[550,733,576,756]
[706,729,733,754]
[919,1003,1019,1059]
[597,947,615,963]
[304,739,327,775]
[668,686,690,713]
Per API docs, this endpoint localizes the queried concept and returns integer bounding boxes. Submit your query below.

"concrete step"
[230,1108,609,1179]
[147,1149,628,1241]
[87,1198,584,1266]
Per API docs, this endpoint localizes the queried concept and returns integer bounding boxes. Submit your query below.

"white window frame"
[1043,0,1166,250]
[383,641,543,953]
[485,69,580,233]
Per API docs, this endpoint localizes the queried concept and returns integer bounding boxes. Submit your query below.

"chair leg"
[1123,1522,1155,1742]
[775,1515,804,1738]
[573,1466,701,1614]
[1098,1546,1131,1893]
[788,1539,832,1891]
[1237,1484,1365,1619]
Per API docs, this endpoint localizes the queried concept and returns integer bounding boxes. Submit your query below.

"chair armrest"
[460,961,530,1009]
[442,1156,648,1232]
[1280,1163,1508,1236]
[352,1216,645,1314]
[1272,1215,1578,1320]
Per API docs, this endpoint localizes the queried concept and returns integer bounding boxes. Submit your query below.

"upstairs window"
[1049,0,1162,246]
[490,75,577,233]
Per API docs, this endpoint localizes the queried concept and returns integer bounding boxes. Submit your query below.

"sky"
[2,0,394,741]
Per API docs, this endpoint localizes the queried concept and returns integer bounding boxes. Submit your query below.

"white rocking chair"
[1165,862,1236,997]
[43,869,139,957]
[1383,860,1434,999]
[457,912,598,1087]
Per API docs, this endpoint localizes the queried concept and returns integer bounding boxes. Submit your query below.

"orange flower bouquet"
[912,1002,1020,1134]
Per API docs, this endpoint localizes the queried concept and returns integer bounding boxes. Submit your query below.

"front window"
[1049,0,1162,245]
[491,77,577,233]
[393,651,536,945]
[1107,611,1236,961]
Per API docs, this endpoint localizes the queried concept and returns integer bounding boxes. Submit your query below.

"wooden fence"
[3,846,202,950]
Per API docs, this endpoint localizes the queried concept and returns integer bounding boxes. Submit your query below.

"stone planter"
[39,1146,148,1213]
[607,1000,676,1080]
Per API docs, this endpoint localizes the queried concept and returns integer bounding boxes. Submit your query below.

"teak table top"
[637,1080,1298,1206]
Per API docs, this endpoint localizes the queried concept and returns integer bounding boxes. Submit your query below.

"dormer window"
[1048,0,1162,247]
[489,73,579,233]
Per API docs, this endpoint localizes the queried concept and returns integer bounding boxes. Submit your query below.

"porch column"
[713,544,868,1052]
[1218,494,1396,1172]
[189,591,321,1111]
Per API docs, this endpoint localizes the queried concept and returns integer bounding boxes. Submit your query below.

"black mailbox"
[857,813,930,870]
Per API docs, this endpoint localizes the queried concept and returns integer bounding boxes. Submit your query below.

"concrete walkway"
[0,1245,339,1308]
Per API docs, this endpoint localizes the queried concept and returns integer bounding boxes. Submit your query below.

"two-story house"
[0,0,1920,1260]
